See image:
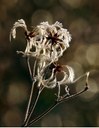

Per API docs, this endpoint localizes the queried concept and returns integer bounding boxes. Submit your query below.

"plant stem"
[28,85,89,126]
[27,57,33,80]
[28,101,58,126]
[23,86,44,126]
[33,58,37,77]
[24,57,39,121]
[24,81,35,122]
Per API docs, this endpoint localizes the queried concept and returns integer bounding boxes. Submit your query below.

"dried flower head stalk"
[10,19,90,127]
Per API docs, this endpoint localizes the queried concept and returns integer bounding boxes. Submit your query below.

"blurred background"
[0,0,99,126]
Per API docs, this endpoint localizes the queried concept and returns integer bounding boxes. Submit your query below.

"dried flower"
[10,19,71,63]
[10,19,89,127]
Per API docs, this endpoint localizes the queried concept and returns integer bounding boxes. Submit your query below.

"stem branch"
[28,84,89,126]
[24,81,35,122]
[23,86,44,126]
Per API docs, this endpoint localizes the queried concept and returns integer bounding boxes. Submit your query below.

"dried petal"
[65,65,75,84]
[57,71,68,85]
[10,19,28,41]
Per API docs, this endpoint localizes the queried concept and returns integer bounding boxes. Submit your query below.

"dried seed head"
[10,19,72,63]
[10,19,89,102]
[37,62,75,89]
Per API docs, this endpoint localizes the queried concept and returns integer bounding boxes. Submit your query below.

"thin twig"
[24,58,37,123]
[33,58,37,77]
[27,73,89,126]
[28,101,58,126]
[24,58,34,123]
[58,84,88,103]
[27,57,33,80]
[72,72,89,84]
[24,81,35,122]
[23,86,44,126]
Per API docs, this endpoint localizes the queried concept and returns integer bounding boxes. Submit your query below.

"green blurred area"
[0,0,99,126]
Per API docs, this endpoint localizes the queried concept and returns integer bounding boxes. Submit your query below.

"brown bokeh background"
[0,0,99,126]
